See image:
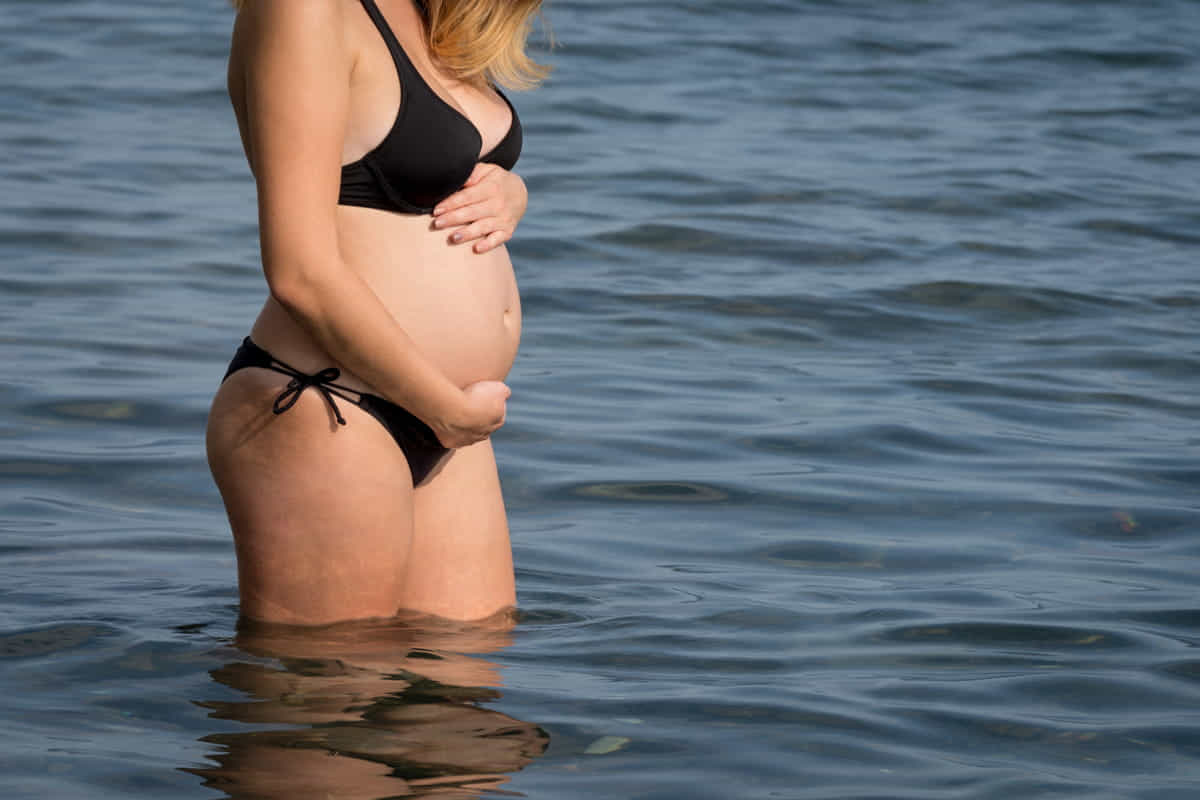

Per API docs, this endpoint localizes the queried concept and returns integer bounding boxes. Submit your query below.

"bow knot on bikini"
[271,366,350,426]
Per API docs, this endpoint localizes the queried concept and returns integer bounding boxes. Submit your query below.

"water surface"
[1,0,1198,797]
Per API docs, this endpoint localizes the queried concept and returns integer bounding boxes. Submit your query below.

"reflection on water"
[185,613,549,800]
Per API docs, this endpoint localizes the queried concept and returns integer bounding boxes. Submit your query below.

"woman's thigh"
[399,438,516,620]
[207,370,416,626]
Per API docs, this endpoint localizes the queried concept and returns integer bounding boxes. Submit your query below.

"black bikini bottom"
[222,337,449,485]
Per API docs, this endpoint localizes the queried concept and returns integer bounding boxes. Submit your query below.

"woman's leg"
[207,369,417,626]
[398,439,516,620]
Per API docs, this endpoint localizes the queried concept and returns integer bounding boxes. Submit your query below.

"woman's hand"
[432,380,511,449]
[431,163,527,253]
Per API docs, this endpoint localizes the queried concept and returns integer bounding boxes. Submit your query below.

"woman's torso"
[227,0,522,392]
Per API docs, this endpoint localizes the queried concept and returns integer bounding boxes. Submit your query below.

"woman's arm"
[236,0,508,447]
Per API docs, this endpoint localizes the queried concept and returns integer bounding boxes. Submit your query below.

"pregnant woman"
[207,0,546,625]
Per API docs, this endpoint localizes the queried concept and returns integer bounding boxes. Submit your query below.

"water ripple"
[1,0,1198,797]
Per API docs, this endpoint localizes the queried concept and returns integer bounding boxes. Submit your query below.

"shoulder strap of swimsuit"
[356,0,421,82]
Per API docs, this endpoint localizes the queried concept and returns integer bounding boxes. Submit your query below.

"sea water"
[1,1,1198,797]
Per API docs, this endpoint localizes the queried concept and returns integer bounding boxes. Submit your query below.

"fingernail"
[451,232,463,242]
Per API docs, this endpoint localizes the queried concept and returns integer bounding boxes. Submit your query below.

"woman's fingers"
[435,380,510,448]
[462,162,499,187]
[448,217,506,245]
[430,165,522,250]
[473,229,511,254]
[433,186,485,219]
[461,380,510,440]
[433,199,494,230]
[432,165,501,217]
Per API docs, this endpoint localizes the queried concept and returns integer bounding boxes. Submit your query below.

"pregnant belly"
[338,208,522,387]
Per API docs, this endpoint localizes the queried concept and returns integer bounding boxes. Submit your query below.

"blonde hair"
[230,0,549,90]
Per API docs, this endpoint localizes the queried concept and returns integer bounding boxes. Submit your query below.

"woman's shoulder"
[231,0,353,53]
[229,0,360,90]
[228,0,360,127]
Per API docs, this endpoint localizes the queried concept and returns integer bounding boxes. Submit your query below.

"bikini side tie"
[262,354,369,427]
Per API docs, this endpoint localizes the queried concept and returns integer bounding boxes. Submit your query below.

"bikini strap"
[356,0,422,85]
[229,338,366,426]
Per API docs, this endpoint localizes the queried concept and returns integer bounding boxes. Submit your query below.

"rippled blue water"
[1,0,1198,797]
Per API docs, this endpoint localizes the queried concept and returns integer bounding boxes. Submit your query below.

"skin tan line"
[206,0,538,625]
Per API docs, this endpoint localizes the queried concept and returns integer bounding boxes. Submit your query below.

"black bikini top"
[339,0,522,215]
